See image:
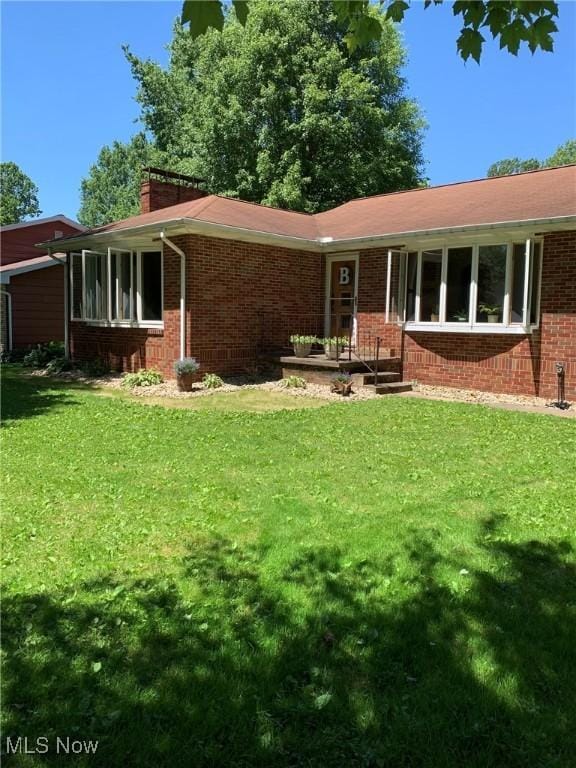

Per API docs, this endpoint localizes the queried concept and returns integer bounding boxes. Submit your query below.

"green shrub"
[120,369,163,389]
[280,375,307,389]
[22,341,65,369]
[45,357,73,375]
[203,373,224,389]
[79,358,110,377]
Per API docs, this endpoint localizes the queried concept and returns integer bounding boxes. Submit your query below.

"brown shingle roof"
[69,194,318,241]
[48,165,576,248]
[316,164,576,240]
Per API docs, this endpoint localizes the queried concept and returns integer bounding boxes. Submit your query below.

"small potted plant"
[430,305,440,322]
[174,357,200,391]
[290,334,316,357]
[453,308,468,322]
[322,336,347,360]
[330,371,353,396]
[479,304,501,323]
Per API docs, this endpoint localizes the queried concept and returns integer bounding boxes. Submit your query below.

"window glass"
[446,247,472,322]
[530,242,541,325]
[141,251,162,321]
[70,254,83,319]
[405,252,418,321]
[510,243,526,323]
[420,249,442,321]
[476,244,506,322]
[84,252,107,320]
[111,251,132,321]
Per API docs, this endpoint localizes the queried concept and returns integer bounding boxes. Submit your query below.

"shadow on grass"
[2,531,575,767]
[0,367,89,424]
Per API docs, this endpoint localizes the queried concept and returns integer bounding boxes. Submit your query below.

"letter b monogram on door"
[339,266,351,285]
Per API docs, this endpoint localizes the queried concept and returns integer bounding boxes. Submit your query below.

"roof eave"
[36,217,322,252]
[35,213,576,253]
[320,215,576,251]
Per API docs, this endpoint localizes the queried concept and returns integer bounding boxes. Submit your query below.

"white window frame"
[69,247,164,329]
[70,252,83,320]
[137,249,164,326]
[401,238,543,335]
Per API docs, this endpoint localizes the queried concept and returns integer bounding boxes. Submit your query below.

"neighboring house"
[38,166,576,400]
[0,215,86,352]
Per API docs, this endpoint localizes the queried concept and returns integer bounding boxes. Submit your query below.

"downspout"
[0,286,13,353]
[160,231,186,360]
[48,248,69,359]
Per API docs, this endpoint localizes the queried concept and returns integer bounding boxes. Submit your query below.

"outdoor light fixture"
[547,362,570,411]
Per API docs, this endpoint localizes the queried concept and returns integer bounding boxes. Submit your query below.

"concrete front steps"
[278,354,412,395]
[359,372,413,395]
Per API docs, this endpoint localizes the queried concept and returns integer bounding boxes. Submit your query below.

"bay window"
[400,239,542,332]
[70,249,163,327]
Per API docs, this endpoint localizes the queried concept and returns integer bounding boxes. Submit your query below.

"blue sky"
[2,1,575,218]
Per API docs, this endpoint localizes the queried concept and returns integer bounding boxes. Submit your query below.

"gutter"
[317,215,576,250]
[37,214,576,255]
[160,231,186,360]
[36,217,321,252]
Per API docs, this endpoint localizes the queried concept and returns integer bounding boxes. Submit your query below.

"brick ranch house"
[39,165,576,400]
[1,215,85,353]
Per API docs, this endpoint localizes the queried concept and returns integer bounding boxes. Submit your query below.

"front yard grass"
[103,386,328,411]
[2,366,575,767]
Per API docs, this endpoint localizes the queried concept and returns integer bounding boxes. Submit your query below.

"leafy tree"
[546,139,576,168]
[181,0,560,63]
[126,0,424,213]
[0,162,41,225]
[487,157,541,177]
[78,133,167,226]
[487,139,576,177]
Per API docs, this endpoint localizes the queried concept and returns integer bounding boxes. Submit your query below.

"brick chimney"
[140,167,208,214]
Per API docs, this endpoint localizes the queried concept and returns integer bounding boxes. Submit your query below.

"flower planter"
[177,373,196,392]
[430,314,440,323]
[487,314,499,323]
[293,343,312,358]
[331,380,353,396]
[324,343,339,360]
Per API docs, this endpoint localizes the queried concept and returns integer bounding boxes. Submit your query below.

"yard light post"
[547,362,570,411]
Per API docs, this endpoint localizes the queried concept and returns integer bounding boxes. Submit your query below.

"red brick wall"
[69,236,323,377]
[140,180,207,214]
[172,234,324,375]
[10,264,65,347]
[354,232,575,399]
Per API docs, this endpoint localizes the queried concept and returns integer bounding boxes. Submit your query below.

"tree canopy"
[78,134,167,227]
[487,139,576,177]
[123,0,424,214]
[181,0,560,63]
[0,162,41,226]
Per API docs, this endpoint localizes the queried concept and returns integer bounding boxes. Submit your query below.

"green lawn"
[2,366,575,768]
